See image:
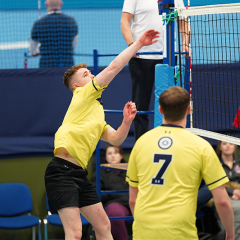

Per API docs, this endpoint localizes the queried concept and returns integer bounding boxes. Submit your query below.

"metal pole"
[170,0,175,67]
[162,0,175,66]
[38,0,41,18]
[93,49,101,198]
[177,16,182,87]
[93,49,98,76]
[24,53,28,69]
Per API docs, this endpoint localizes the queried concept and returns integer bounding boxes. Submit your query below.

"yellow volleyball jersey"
[54,77,110,169]
[126,124,228,240]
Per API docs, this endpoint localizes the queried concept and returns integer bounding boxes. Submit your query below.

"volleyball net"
[177,3,240,145]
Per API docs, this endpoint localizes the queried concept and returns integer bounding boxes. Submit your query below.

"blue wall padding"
[154,65,185,128]
[154,64,174,128]
[0,66,156,158]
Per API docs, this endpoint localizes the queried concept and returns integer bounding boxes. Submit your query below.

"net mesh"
[0,0,126,69]
[177,4,240,144]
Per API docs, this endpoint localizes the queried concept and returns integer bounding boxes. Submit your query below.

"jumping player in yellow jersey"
[126,86,235,240]
[44,29,160,240]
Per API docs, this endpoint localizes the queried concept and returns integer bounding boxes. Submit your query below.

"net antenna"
[176,3,240,145]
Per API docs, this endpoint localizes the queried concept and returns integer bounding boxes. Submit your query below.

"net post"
[177,16,182,87]
[38,0,41,18]
[24,52,28,69]
[162,0,175,67]
[93,49,98,76]
[93,49,101,198]
[95,142,101,199]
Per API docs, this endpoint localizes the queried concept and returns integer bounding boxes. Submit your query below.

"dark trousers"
[129,57,163,141]
[105,202,131,240]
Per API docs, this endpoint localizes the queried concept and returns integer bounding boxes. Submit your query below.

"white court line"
[0,41,29,50]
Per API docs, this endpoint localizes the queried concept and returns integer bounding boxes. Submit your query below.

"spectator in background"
[91,145,131,240]
[29,0,78,67]
[126,86,234,240]
[215,141,240,240]
[121,0,190,140]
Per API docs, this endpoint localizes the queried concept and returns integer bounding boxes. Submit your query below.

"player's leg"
[58,207,82,240]
[45,157,89,240]
[80,202,113,240]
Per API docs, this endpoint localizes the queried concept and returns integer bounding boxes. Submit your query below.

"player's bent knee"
[95,218,111,235]
[65,228,82,240]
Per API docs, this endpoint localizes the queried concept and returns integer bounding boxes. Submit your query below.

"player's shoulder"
[183,129,215,154]
[34,14,51,25]
[60,13,77,23]
[186,129,209,142]
[137,126,211,148]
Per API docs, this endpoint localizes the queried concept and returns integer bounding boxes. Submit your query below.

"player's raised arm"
[96,29,160,87]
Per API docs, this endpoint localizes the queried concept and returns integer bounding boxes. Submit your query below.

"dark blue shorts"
[45,157,100,214]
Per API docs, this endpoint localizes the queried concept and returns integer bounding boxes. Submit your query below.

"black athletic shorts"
[45,157,100,214]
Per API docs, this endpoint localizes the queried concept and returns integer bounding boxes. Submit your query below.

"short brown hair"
[63,63,87,92]
[159,86,190,121]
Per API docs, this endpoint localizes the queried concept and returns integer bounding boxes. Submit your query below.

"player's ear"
[72,83,78,89]
[187,105,191,115]
[159,106,163,114]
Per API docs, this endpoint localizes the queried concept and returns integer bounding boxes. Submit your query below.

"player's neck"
[162,118,187,129]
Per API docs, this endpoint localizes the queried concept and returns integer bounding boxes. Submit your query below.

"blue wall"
[1,0,240,10]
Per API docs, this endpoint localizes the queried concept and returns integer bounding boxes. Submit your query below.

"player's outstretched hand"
[123,101,137,125]
[138,29,160,47]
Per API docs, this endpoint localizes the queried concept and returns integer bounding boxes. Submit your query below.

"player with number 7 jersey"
[126,86,234,240]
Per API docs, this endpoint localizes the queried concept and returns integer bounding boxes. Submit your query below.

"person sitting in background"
[215,141,240,240]
[29,0,78,67]
[91,145,131,240]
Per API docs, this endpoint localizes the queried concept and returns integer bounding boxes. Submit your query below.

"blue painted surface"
[1,0,240,10]
[0,0,125,10]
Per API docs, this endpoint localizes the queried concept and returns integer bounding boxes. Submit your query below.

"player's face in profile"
[219,142,236,156]
[75,68,95,87]
[105,147,123,164]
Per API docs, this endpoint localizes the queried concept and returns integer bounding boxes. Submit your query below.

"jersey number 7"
[151,154,173,185]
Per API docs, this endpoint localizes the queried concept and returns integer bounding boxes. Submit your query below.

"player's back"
[127,124,221,239]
